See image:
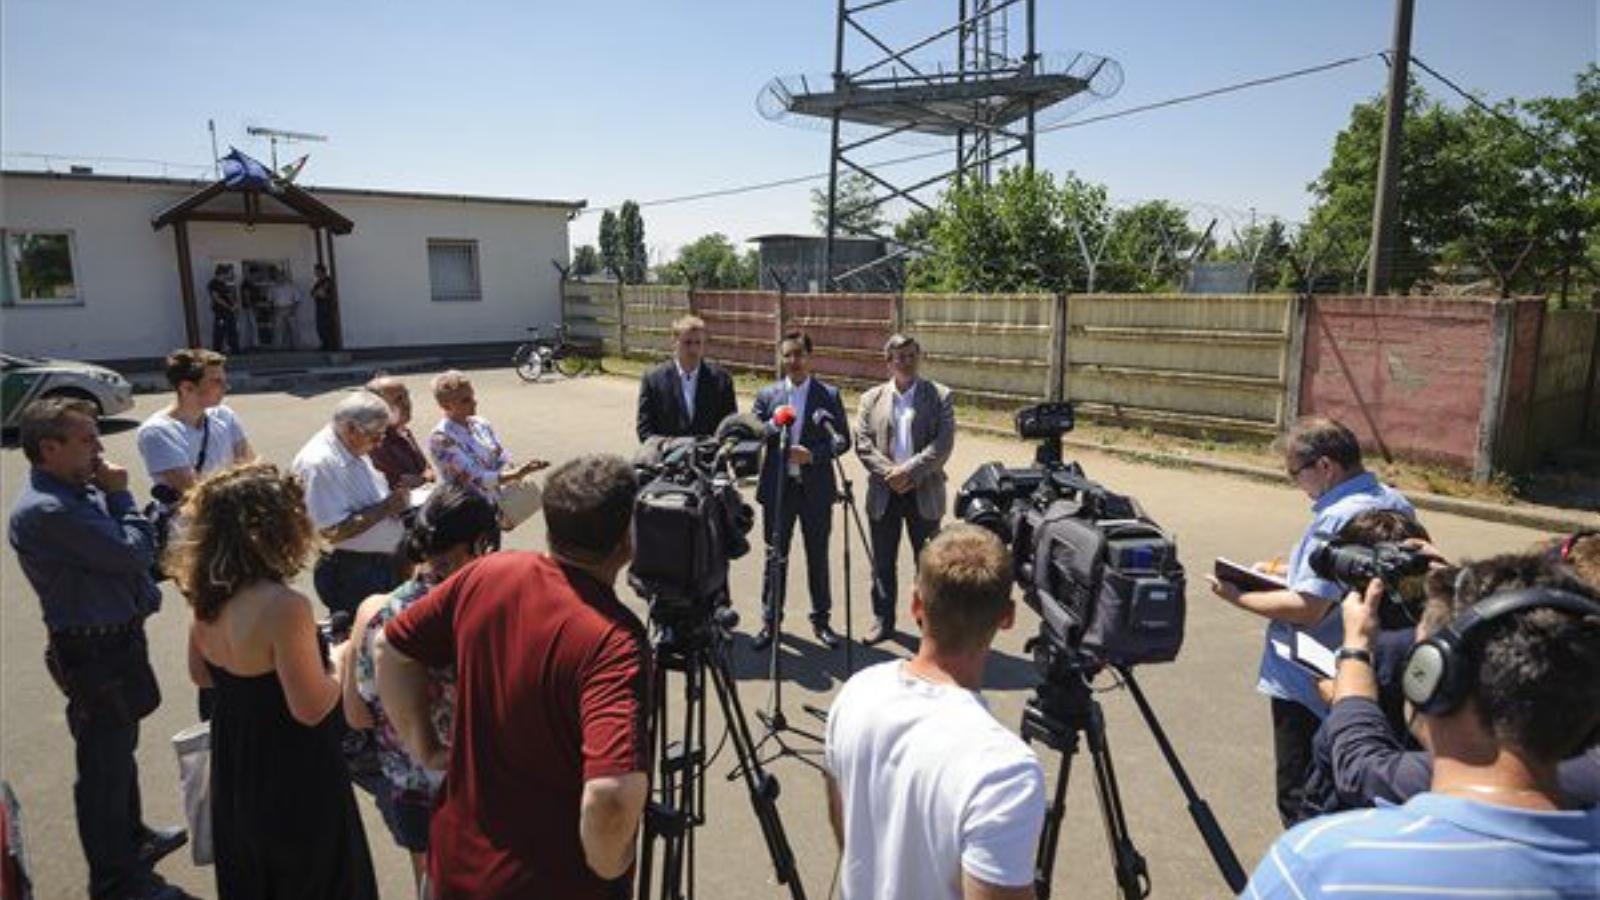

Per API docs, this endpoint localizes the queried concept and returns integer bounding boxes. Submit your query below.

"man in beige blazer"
[854,334,956,644]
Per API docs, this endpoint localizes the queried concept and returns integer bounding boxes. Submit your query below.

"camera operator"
[1242,553,1600,897]
[824,524,1045,900]
[1318,538,1600,818]
[752,330,850,650]
[375,454,650,900]
[1208,416,1413,826]
[637,314,738,442]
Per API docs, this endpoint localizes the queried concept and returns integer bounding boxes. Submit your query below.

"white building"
[0,169,583,361]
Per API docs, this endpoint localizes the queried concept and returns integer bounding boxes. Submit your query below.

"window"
[3,230,81,305]
[428,239,481,302]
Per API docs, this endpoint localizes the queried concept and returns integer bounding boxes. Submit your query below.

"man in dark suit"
[752,331,849,650]
[636,314,738,442]
[855,334,955,645]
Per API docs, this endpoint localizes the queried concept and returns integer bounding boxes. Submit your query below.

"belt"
[52,621,141,639]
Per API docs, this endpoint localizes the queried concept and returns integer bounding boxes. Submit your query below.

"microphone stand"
[753,407,823,770]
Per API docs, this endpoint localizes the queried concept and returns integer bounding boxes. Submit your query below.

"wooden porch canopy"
[151,180,355,349]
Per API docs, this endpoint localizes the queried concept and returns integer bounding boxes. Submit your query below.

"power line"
[579,52,1383,217]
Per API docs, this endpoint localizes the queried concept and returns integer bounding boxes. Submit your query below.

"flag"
[277,154,309,184]
[219,148,275,190]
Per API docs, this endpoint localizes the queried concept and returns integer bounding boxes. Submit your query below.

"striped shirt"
[1242,792,1600,899]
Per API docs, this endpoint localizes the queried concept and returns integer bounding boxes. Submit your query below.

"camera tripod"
[1022,646,1246,899]
[639,607,807,900]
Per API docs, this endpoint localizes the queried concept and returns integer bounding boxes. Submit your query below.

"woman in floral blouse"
[340,483,498,894]
[425,370,547,502]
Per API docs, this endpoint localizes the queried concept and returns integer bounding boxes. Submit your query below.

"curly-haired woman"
[171,462,377,900]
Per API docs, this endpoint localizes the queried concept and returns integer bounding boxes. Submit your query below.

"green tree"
[1524,64,1600,304]
[658,234,758,289]
[571,244,600,278]
[811,172,888,237]
[1099,201,1198,292]
[598,211,621,278]
[1216,220,1295,292]
[618,201,648,284]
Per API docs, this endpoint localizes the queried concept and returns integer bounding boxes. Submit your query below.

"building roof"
[1,168,587,212]
[747,233,884,245]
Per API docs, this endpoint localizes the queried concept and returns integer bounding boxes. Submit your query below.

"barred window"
[427,239,481,302]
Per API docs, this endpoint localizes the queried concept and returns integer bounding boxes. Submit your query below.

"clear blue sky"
[3,0,1594,261]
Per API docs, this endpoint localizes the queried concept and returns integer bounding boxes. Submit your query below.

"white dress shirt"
[677,363,699,423]
[890,380,919,464]
[291,424,405,554]
[783,376,811,477]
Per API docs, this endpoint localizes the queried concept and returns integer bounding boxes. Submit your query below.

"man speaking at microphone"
[752,331,850,651]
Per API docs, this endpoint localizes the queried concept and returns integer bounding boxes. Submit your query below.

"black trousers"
[314,550,401,621]
[1272,697,1323,828]
[212,308,241,354]
[46,630,157,899]
[760,483,833,626]
[315,300,338,351]
[868,492,940,625]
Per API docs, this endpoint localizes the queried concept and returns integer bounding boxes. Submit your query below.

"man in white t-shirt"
[824,523,1045,900]
[135,349,253,496]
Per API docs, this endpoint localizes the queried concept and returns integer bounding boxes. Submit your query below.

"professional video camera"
[628,413,763,625]
[1307,535,1432,627]
[955,403,1244,899]
[955,401,1186,671]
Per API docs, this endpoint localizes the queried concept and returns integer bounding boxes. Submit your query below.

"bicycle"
[512,323,603,382]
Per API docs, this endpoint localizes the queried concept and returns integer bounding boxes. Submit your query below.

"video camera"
[1307,536,1432,627]
[628,414,763,626]
[955,402,1186,672]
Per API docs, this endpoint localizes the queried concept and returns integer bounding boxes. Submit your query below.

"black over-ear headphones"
[1401,586,1600,717]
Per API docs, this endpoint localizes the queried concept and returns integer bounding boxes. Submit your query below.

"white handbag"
[171,721,214,866]
[497,477,544,531]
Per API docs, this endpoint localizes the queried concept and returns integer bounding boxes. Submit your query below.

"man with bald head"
[365,375,435,492]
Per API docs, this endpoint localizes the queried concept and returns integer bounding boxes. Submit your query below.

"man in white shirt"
[267,266,303,350]
[136,349,253,497]
[825,524,1045,900]
[854,333,956,645]
[291,391,408,617]
[635,315,737,442]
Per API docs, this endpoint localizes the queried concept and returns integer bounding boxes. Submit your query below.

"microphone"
[812,408,848,455]
[771,405,797,428]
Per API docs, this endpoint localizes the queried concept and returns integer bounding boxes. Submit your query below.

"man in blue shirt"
[1208,417,1413,826]
[1242,553,1600,899]
[8,398,192,900]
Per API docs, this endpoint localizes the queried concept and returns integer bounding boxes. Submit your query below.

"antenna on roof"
[245,124,328,171]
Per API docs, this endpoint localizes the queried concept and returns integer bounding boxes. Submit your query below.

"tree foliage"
[1301,66,1598,300]
[570,244,600,278]
[811,172,888,237]
[657,234,758,289]
[597,211,621,279]
[618,201,648,284]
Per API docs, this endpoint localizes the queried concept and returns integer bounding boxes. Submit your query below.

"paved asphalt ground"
[1,370,1555,900]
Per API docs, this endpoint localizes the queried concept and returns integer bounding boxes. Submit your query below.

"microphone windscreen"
[715,412,766,444]
[772,405,797,427]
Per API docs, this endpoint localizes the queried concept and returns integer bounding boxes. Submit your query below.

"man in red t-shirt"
[376,454,650,899]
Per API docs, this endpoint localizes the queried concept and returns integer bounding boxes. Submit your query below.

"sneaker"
[863,619,895,646]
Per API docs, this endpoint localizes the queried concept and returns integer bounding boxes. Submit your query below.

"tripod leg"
[1083,701,1150,900]
[709,645,808,900]
[1120,669,1247,893]
[1033,741,1075,900]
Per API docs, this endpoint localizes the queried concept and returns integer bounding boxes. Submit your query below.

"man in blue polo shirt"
[1209,417,1413,825]
[9,398,192,900]
[1242,553,1600,898]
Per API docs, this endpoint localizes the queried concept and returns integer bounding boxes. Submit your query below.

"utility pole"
[1366,0,1414,296]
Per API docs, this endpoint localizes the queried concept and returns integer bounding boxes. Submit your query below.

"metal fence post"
[1048,292,1069,402]
[615,282,628,356]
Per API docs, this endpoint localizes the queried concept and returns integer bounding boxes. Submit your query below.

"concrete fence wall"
[562,281,1598,478]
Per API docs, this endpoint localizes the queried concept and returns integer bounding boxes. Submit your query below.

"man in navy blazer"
[636,315,738,443]
[752,331,849,650]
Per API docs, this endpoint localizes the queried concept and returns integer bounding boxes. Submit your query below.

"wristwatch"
[1334,647,1373,667]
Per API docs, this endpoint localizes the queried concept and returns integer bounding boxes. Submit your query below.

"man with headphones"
[1243,553,1600,898]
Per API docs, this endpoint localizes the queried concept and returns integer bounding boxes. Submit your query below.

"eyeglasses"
[1287,456,1320,479]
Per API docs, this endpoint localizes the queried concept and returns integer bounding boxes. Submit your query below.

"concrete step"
[127,356,445,395]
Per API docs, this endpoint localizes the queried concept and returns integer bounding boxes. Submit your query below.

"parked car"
[1,353,135,428]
